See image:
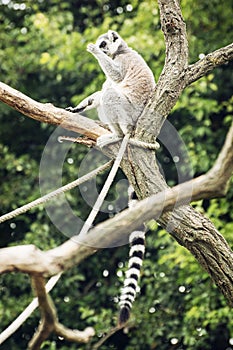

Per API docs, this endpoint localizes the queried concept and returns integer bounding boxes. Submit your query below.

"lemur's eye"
[99,41,107,49]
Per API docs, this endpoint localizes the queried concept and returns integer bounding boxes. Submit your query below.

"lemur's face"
[96,30,123,57]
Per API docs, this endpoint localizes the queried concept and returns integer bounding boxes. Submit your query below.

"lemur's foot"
[96,134,121,148]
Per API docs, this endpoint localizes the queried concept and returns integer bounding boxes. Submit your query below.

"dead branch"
[55,323,95,343]
[0,275,61,345]
[28,276,56,350]
[28,276,94,350]
[0,82,106,141]
[58,135,95,147]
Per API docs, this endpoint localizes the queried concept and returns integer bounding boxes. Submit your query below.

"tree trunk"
[121,144,233,306]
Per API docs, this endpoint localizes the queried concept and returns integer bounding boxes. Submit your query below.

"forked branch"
[28,276,94,350]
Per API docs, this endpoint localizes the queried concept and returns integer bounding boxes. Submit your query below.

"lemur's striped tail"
[118,228,145,325]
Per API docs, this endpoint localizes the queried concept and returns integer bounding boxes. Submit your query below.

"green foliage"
[0,0,232,349]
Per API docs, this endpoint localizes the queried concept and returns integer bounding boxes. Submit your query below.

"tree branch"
[158,0,189,74]
[29,276,56,350]
[136,0,189,140]
[92,325,125,350]
[28,276,94,349]
[0,82,107,141]
[0,274,61,345]
[186,43,233,85]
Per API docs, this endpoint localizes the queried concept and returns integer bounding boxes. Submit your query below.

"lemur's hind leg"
[96,88,137,148]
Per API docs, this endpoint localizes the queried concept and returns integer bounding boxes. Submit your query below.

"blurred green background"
[0,0,232,349]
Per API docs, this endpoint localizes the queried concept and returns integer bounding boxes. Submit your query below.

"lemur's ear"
[108,30,120,42]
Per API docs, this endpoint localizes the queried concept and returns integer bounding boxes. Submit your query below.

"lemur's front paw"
[87,43,100,55]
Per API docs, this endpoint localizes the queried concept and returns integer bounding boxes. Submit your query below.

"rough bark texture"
[121,147,233,305]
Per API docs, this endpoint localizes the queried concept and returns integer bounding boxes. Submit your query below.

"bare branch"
[28,276,95,349]
[186,43,233,85]
[0,245,58,274]
[175,120,233,200]
[158,0,189,74]
[201,120,233,195]
[0,275,61,345]
[29,276,56,350]
[136,0,189,139]
[92,325,124,350]
[0,82,107,140]
[0,243,96,275]
[55,323,95,343]
[58,135,95,147]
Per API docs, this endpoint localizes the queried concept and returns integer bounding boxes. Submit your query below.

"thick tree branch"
[0,82,106,141]
[1,156,232,271]
[158,0,189,75]
[186,43,233,85]
[136,0,189,141]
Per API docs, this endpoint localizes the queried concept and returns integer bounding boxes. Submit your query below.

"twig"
[92,325,124,350]
[58,135,95,147]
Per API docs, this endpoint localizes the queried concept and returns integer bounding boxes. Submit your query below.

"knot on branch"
[161,6,183,34]
[164,18,180,34]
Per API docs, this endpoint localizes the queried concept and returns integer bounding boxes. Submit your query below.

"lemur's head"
[96,30,128,57]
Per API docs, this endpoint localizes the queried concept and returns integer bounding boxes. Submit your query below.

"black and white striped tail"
[118,229,145,325]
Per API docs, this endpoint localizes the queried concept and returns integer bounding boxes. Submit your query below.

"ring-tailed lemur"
[66,30,157,149]
[67,30,156,324]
